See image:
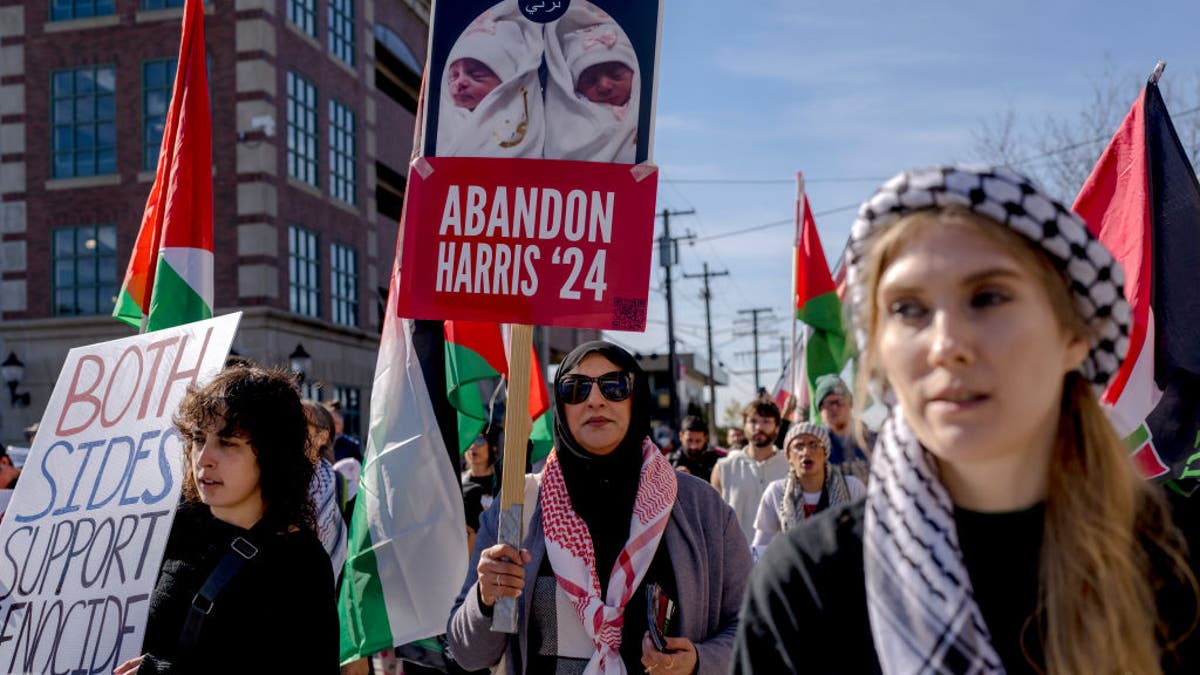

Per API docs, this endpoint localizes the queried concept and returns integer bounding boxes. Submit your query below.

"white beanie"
[560,22,638,83]
[446,12,528,83]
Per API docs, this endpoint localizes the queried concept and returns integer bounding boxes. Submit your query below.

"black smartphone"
[645,583,675,652]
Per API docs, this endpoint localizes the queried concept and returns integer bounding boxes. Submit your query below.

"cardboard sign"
[395,157,657,329]
[395,0,663,330]
[0,313,238,673]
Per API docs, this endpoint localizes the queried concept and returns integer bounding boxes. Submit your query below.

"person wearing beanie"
[544,1,640,163]
[667,415,728,483]
[436,0,545,158]
[734,167,1199,674]
[813,373,874,485]
[711,400,790,545]
[750,422,865,560]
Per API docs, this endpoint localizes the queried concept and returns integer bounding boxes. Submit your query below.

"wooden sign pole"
[491,324,534,634]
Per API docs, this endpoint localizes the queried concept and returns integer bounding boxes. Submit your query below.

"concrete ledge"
[1,202,25,234]
[43,15,120,34]
[286,176,322,199]
[1,122,25,154]
[237,223,278,257]
[238,263,279,299]
[236,141,277,175]
[44,174,120,191]
[1,240,26,273]
[237,181,278,217]
[236,60,277,96]
[0,6,24,40]
[1,163,25,193]
[0,279,25,313]
[236,18,276,57]
[0,84,23,116]
[0,44,23,78]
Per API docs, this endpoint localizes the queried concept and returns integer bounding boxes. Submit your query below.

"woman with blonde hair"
[734,166,1198,673]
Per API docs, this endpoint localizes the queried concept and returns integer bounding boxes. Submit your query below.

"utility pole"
[657,208,695,431]
[737,307,774,392]
[683,262,728,436]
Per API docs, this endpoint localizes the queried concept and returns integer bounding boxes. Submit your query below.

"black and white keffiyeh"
[846,167,1134,674]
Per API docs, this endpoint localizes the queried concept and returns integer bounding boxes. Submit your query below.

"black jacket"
[139,503,339,674]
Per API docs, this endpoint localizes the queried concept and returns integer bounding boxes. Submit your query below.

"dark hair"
[302,399,335,463]
[741,400,781,425]
[174,366,315,533]
[680,415,708,434]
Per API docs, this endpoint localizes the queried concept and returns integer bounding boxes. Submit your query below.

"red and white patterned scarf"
[540,438,678,675]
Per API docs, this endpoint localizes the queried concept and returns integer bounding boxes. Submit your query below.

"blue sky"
[604,0,1200,422]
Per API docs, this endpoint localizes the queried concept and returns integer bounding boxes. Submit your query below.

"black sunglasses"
[556,371,634,405]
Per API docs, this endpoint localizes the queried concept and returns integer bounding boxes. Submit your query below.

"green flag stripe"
[338,493,393,664]
[797,291,844,337]
[113,289,145,328]
[445,342,502,452]
[146,257,212,332]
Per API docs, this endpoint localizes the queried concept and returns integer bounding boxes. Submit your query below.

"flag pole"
[492,323,534,633]
[790,172,805,420]
[1149,60,1166,84]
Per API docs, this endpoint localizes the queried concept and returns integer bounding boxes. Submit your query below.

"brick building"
[0,0,431,444]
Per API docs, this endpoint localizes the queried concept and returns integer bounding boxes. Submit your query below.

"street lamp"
[288,343,312,383]
[1,352,30,408]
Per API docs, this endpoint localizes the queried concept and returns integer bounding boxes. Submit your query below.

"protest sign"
[0,313,238,674]
[395,0,663,330]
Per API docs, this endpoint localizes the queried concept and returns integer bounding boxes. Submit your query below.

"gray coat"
[447,471,751,675]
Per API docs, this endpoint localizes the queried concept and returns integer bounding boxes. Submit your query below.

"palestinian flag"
[114,0,212,331]
[444,321,554,463]
[338,274,467,663]
[1074,78,1200,491]
[794,175,848,419]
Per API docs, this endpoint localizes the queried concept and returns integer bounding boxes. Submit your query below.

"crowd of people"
[7,165,1198,674]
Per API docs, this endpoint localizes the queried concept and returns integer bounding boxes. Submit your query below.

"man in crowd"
[814,374,873,484]
[324,400,363,463]
[711,400,789,544]
[0,444,22,489]
[668,415,727,483]
[726,427,747,451]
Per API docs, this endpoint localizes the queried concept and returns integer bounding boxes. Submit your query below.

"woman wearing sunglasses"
[733,167,1199,674]
[448,341,751,675]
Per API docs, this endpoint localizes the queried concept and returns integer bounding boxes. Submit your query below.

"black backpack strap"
[178,535,260,653]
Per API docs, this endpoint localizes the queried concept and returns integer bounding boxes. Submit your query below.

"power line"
[689,203,861,244]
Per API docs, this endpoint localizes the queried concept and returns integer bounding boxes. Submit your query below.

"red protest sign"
[395,157,657,330]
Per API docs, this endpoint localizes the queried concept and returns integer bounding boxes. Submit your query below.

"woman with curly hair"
[115,366,338,674]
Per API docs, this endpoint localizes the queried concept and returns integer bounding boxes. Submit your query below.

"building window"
[331,386,362,438]
[329,0,355,66]
[51,65,116,178]
[143,58,177,171]
[330,243,358,327]
[329,99,356,205]
[287,71,319,187]
[289,225,320,318]
[140,0,184,9]
[53,224,118,316]
[51,0,115,21]
[287,0,317,39]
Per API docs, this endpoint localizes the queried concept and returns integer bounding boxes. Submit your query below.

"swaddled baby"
[545,2,640,163]
[436,0,545,158]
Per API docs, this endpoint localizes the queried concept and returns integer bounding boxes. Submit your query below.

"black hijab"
[552,341,652,593]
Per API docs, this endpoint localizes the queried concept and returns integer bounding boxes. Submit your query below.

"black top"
[667,447,726,483]
[734,499,1199,675]
[139,502,339,674]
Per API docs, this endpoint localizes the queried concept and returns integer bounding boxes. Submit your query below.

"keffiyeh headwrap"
[846,167,1133,674]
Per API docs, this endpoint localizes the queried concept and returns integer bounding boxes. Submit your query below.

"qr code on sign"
[611,297,647,331]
